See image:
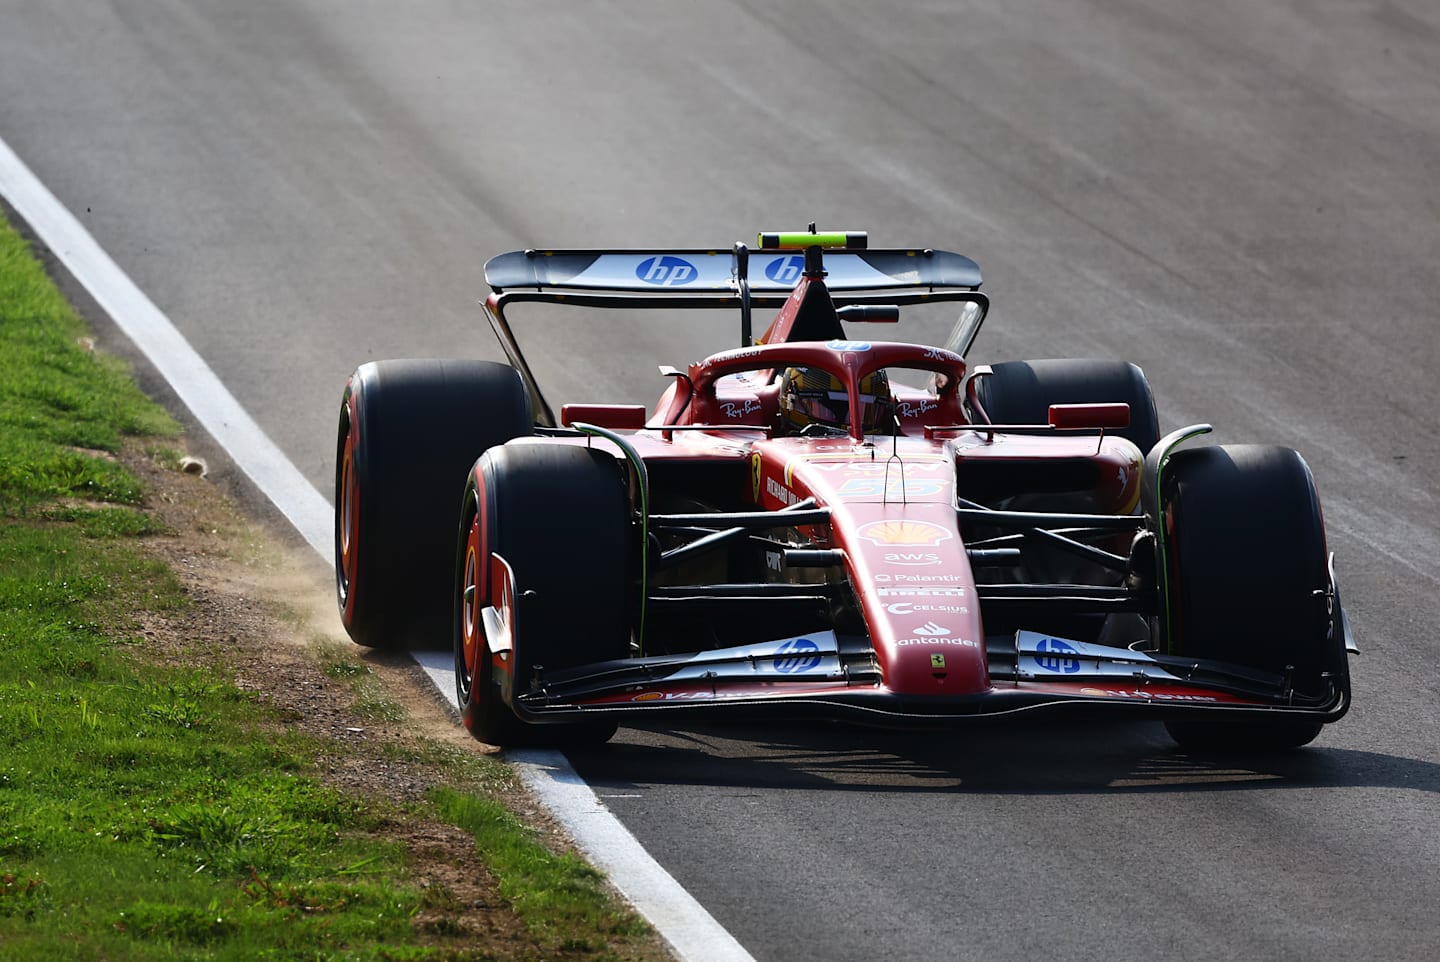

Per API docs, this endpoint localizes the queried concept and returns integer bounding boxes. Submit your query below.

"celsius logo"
[1034,637,1081,674]
[636,255,698,286]
[885,602,968,615]
[773,638,822,673]
[764,254,806,285]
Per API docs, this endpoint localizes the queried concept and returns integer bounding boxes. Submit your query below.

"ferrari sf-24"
[334,229,1356,750]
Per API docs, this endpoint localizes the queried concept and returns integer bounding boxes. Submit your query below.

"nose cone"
[844,507,990,696]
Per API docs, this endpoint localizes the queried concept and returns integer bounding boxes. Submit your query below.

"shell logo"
[857,520,953,547]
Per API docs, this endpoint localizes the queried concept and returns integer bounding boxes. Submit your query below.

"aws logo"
[884,552,942,566]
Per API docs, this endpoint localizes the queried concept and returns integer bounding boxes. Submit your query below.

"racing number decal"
[837,477,947,498]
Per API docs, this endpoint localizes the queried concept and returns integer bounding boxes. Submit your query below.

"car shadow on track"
[562,720,1439,797]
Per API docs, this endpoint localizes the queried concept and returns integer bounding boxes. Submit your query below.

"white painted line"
[410,648,759,961]
[0,137,333,558]
[411,649,458,701]
[0,134,755,962]
[512,750,756,962]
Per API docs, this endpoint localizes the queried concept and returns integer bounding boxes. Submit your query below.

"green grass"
[0,226,176,512]
[0,216,655,959]
[434,790,652,950]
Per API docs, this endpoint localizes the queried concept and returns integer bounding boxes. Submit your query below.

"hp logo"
[763,254,806,286]
[773,638,822,674]
[1034,638,1081,674]
[636,255,698,286]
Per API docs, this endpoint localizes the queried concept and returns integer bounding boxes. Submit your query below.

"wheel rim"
[459,510,483,703]
[337,405,360,619]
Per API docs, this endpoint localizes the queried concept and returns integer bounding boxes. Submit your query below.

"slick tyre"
[1159,444,1341,750]
[971,358,1161,454]
[335,359,531,651]
[969,358,1159,598]
[456,444,631,747]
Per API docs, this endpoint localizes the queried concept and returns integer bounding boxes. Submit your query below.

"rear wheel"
[971,358,1160,454]
[1159,444,1340,750]
[336,359,531,651]
[970,358,1159,633]
[456,444,631,747]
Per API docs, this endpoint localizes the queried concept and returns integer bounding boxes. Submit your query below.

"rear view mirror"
[1048,403,1130,430]
[560,404,648,430]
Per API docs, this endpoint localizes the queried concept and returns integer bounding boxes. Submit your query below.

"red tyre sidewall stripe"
[476,464,491,608]
[462,510,482,699]
[477,466,505,683]
[461,465,492,717]
[340,385,362,625]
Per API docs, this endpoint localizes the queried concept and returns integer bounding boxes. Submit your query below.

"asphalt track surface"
[4,2,1439,960]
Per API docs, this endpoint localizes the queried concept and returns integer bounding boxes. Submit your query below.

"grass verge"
[0,213,662,960]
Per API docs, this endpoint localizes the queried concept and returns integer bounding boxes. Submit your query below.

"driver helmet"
[779,366,893,434]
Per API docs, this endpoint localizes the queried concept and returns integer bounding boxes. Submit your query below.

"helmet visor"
[791,387,886,429]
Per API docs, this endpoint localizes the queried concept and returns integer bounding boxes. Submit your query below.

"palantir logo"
[1034,637,1081,674]
[637,255,698,286]
[773,638,822,674]
[763,254,806,286]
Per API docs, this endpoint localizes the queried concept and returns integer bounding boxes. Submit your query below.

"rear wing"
[481,234,987,428]
[484,247,982,294]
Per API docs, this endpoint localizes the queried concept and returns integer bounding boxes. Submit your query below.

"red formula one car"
[334,229,1356,750]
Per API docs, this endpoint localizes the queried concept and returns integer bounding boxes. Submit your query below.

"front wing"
[491,624,1353,730]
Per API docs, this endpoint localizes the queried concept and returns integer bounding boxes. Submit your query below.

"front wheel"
[1158,444,1344,750]
[456,444,632,747]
